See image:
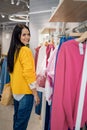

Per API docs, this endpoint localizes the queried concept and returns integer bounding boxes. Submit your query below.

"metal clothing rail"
[73,20,87,33]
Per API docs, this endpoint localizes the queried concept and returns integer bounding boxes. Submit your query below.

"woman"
[7,24,40,130]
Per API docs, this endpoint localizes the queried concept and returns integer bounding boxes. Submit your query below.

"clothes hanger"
[69,32,83,38]
[76,31,87,43]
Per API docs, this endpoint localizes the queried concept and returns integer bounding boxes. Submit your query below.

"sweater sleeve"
[19,47,36,84]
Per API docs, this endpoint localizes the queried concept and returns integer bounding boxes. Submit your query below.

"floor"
[0,103,42,130]
[0,101,87,130]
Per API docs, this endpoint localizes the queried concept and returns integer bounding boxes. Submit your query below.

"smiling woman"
[7,24,40,130]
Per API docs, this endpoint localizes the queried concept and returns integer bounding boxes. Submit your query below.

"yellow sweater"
[10,46,36,94]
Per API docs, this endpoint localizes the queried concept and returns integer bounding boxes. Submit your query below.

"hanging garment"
[34,46,41,70]
[35,45,47,116]
[45,37,73,130]
[36,45,47,76]
[45,46,58,105]
[46,44,55,66]
[51,39,87,130]
[45,36,73,105]
[43,44,55,130]
[0,57,10,94]
[75,43,87,130]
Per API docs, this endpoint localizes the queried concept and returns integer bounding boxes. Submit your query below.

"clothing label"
[79,43,84,55]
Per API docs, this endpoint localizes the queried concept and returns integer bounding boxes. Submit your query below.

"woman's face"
[20,28,30,45]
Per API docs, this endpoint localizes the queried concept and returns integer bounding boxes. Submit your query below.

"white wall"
[29,23,39,55]
[1,27,12,55]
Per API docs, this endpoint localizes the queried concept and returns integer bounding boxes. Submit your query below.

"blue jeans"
[13,94,34,130]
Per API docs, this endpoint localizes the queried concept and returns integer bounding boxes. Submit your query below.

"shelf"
[49,0,87,22]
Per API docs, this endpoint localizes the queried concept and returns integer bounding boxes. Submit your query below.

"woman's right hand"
[34,93,40,106]
[32,88,40,106]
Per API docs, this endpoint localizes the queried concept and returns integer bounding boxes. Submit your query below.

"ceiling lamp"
[16,0,20,6]
[11,0,14,5]
[9,14,29,22]
[11,0,29,9]
[19,0,29,9]
[1,14,5,18]
[26,2,29,9]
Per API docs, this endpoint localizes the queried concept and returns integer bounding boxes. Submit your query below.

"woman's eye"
[22,34,30,36]
[22,34,26,36]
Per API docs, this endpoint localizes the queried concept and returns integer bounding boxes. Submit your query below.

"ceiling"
[0,0,59,54]
[30,0,59,29]
[0,0,59,29]
[0,0,29,24]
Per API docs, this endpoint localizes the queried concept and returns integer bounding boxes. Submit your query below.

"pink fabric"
[36,74,46,87]
[51,39,87,130]
[45,47,58,105]
[46,44,55,66]
[46,47,58,86]
[34,46,41,70]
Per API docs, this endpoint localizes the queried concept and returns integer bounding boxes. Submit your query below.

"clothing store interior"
[0,0,87,130]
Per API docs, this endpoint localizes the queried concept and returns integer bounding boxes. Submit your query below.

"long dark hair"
[7,24,30,73]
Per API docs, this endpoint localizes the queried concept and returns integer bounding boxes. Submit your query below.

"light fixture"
[9,14,29,22]
[26,2,29,9]
[11,0,14,5]
[19,0,29,9]
[1,14,5,18]
[29,10,52,15]
[16,0,20,6]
